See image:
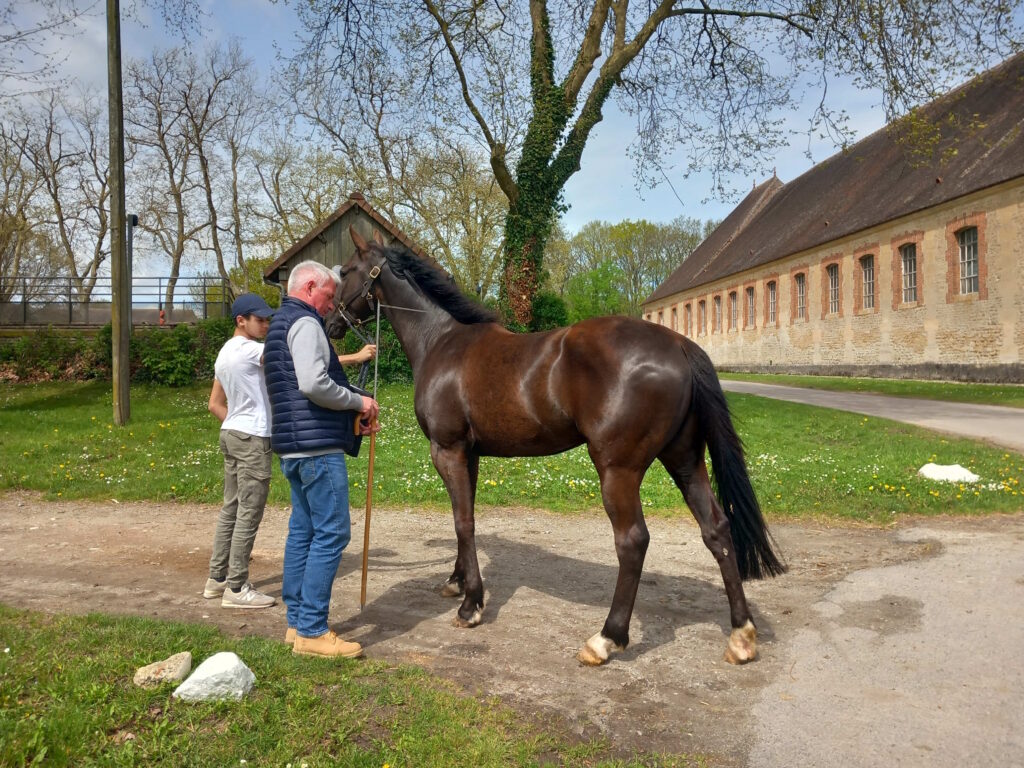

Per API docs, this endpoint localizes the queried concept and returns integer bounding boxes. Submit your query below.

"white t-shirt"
[214,335,271,437]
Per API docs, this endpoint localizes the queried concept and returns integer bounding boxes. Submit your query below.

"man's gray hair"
[287,260,341,294]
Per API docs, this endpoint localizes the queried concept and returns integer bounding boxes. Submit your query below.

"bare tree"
[0,0,91,102]
[250,130,355,254]
[288,0,1023,325]
[125,47,206,310]
[283,55,510,295]
[379,134,507,296]
[183,41,269,293]
[17,89,112,299]
[0,125,41,299]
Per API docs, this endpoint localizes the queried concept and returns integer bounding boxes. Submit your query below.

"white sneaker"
[221,582,276,609]
[203,577,227,599]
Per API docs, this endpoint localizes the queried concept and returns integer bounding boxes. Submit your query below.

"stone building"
[641,53,1024,382]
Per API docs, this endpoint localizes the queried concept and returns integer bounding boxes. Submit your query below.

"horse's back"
[546,317,697,454]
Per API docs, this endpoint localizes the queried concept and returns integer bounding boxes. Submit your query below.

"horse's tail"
[688,345,786,580]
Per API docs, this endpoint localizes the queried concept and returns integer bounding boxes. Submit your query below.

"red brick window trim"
[762,273,780,328]
[790,265,808,322]
[712,294,723,333]
[698,299,707,335]
[821,255,843,319]
[743,283,756,329]
[945,213,988,303]
[889,231,924,310]
[727,290,739,331]
[852,244,879,316]
[684,303,692,336]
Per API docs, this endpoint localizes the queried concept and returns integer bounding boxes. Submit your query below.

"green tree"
[564,260,628,322]
[554,217,715,316]
[529,289,569,330]
[288,0,1021,326]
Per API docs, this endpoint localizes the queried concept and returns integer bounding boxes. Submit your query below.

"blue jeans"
[280,454,352,637]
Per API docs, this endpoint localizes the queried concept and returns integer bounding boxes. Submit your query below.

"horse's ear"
[350,225,370,254]
[372,229,385,245]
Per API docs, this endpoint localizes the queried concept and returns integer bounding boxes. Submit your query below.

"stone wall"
[644,179,1024,382]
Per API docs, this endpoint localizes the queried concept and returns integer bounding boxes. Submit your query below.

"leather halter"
[337,262,382,330]
[334,260,383,390]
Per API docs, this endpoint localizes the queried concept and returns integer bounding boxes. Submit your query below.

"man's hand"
[338,344,377,366]
[357,395,381,435]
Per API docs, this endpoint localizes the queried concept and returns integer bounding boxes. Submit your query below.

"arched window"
[827,264,840,314]
[860,254,875,310]
[958,227,979,294]
[794,273,806,319]
[900,244,917,303]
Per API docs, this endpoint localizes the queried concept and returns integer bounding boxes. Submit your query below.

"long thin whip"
[359,300,381,609]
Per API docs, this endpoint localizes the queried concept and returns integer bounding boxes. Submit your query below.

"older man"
[264,260,379,658]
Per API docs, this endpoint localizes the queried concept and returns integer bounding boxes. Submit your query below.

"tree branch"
[420,0,517,204]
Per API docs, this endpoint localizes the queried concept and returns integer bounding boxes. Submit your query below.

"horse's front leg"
[430,442,484,626]
[578,465,649,666]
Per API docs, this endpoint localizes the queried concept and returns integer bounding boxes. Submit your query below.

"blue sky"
[53,1,889,232]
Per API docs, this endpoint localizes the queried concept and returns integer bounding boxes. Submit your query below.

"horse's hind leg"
[578,465,650,666]
[431,442,484,625]
[665,454,758,664]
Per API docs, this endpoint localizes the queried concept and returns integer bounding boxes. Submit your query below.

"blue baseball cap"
[231,293,275,319]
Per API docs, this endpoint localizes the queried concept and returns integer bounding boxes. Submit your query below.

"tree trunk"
[501,197,557,328]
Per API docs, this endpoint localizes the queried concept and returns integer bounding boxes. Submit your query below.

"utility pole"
[107,0,130,425]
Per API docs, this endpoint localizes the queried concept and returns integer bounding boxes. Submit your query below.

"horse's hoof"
[452,605,483,628]
[723,620,758,664]
[440,579,464,597]
[576,632,623,666]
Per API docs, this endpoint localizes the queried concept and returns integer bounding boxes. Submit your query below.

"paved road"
[749,519,1024,767]
[720,380,1024,454]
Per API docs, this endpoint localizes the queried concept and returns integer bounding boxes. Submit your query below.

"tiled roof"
[644,51,1024,305]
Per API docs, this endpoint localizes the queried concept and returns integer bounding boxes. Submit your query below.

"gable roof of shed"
[644,51,1024,305]
[262,191,427,280]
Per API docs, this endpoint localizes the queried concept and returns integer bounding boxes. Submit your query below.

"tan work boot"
[284,627,296,645]
[292,630,362,659]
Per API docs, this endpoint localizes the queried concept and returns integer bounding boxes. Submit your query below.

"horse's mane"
[382,245,499,325]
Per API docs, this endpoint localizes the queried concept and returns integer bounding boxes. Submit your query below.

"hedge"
[0,318,414,387]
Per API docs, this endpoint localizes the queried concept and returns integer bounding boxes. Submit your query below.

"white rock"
[133,651,192,687]
[172,651,255,701]
[917,462,980,483]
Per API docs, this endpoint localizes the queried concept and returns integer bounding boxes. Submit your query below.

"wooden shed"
[262,191,426,289]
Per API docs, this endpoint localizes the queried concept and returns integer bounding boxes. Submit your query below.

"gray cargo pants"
[209,429,272,590]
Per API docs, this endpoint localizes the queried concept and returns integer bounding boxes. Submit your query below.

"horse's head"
[324,226,389,339]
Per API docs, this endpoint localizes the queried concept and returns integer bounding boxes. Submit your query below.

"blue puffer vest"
[264,296,361,457]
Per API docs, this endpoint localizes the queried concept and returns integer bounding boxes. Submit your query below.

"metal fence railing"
[0,276,231,326]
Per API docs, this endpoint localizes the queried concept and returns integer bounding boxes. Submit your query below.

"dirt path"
[1,490,1022,766]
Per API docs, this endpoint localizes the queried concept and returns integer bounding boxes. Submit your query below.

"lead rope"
[360,300,381,610]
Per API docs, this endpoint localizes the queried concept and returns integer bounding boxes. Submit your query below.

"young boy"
[203,293,276,609]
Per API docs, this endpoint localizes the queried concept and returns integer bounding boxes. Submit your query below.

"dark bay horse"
[331,227,785,665]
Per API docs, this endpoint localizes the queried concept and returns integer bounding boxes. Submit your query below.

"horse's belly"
[472,421,584,458]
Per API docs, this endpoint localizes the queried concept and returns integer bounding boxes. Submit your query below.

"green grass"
[0,605,699,768]
[719,371,1024,408]
[1,380,1021,522]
